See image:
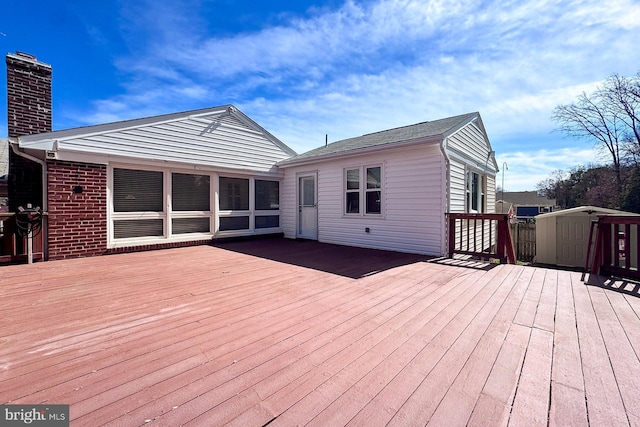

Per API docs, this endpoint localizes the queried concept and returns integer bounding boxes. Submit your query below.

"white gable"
[17,106,296,173]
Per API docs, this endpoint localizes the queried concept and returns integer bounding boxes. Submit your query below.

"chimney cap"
[6,51,52,68]
[15,51,37,60]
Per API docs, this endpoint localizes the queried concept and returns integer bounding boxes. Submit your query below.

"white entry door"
[297,174,318,239]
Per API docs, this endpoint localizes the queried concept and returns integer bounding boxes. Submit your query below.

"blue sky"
[2,0,640,191]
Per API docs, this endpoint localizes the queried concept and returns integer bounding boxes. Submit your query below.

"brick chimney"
[6,52,52,137]
[5,52,52,214]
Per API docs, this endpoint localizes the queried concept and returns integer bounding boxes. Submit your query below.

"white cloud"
[63,0,640,191]
[497,147,602,191]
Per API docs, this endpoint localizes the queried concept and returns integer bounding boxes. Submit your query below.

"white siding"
[282,144,447,256]
[447,122,492,165]
[486,174,496,213]
[445,120,497,255]
[445,121,496,213]
[449,159,466,213]
[280,167,298,238]
[30,111,293,173]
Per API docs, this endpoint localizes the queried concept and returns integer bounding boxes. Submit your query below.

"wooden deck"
[1,238,640,426]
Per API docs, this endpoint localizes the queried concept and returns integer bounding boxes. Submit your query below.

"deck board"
[427,266,527,426]
[1,238,639,426]
[572,272,629,426]
[549,271,588,427]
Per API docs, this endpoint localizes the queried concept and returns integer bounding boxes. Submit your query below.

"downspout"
[10,139,49,260]
[439,137,450,257]
[9,140,48,211]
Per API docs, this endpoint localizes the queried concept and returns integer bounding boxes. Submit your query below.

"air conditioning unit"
[45,150,58,160]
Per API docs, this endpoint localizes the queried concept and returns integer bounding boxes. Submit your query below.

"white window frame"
[109,165,168,243]
[343,164,384,217]
[217,175,282,236]
[218,175,252,233]
[254,179,281,230]
[108,165,215,247]
[465,168,486,213]
[108,165,282,247]
[169,172,213,236]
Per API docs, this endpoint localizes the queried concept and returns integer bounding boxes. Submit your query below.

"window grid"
[344,165,382,216]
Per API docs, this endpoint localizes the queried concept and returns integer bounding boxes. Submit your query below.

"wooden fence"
[510,222,536,263]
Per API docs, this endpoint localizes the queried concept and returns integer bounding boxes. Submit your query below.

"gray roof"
[279,112,479,166]
[500,191,556,207]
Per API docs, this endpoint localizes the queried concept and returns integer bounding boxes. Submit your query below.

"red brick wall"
[47,161,108,260]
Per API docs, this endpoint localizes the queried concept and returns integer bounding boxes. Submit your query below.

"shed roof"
[537,205,640,219]
[279,112,479,167]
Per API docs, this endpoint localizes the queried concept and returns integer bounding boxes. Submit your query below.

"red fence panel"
[587,215,640,281]
[447,213,516,264]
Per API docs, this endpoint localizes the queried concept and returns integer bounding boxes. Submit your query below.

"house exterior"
[9,104,295,260]
[5,52,497,261]
[278,113,497,256]
[497,191,558,222]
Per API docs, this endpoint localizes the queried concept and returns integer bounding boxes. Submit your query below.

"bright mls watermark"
[1,405,68,426]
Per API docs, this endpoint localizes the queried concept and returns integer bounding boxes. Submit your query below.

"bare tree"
[552,90,625,187]
[601,73,640,163]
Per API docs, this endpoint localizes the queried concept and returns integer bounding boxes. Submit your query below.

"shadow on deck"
[584,273,640,298]
[214,237,432,279]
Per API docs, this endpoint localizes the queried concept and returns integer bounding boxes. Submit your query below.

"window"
[345,168,360,214]
[114,219,164,239]
[219,216,250,231]
[344,165,382,216]
[219,177,250,231]
[466,169,486,213]
[172,217,210,234]
[113,168,163,212]
[172,173,210,211]
[112,168,164,239]
[171,173,211,235]
[255,180,280,229]
[366,166,381,214]
[110,168,282,243]
[255,215,280,229]
[255,180,279,210]
[219,177,249,210]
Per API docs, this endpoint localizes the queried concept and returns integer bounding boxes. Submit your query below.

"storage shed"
[535,205,639,268]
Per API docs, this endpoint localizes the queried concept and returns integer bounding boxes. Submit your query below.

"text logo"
[1,405,69,426]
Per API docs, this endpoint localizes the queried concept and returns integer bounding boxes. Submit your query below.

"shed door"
[556,217,591,267]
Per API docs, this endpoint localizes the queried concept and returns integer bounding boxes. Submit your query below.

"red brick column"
[6,52,52,213]
[47,161,107,260]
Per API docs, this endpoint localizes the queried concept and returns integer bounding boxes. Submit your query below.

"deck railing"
[0,212,45,264]
[447,213,516,264]
[586,215,640,281]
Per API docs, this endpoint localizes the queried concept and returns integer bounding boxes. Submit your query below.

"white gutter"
[10,140,48,211]
[439,137,450,257]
